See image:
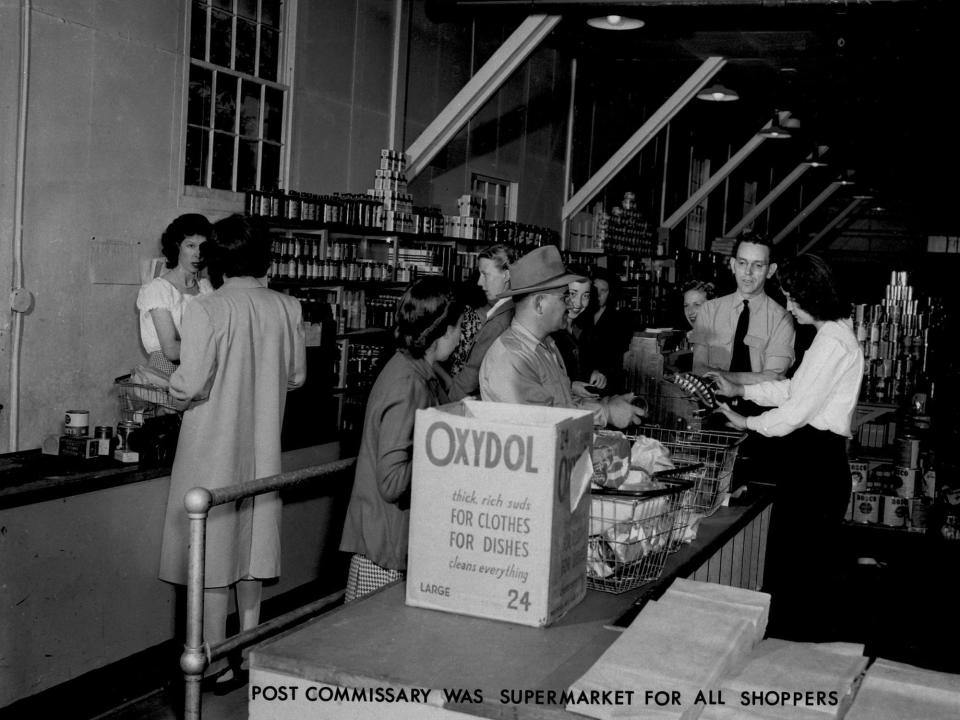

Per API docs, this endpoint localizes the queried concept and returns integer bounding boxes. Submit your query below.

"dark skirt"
[762,425,850,640]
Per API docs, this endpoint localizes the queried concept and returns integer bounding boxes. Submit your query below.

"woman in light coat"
[158,214,306,688]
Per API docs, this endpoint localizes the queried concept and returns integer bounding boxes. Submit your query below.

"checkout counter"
[248,487,773,720]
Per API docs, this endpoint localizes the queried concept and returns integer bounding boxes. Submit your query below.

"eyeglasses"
[540,289,572,303]
[733,259,769,273]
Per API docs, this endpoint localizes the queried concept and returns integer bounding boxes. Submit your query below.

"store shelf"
[337,327,392,342]
[269,277,405,290]
[264,220,489,247]
[854,402,899,430]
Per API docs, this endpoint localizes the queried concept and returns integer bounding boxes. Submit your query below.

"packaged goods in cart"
[586,477,691,592]
[407,401,594,627]
[590,430,630,489]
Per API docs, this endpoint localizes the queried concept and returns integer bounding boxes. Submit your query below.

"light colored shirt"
[691,291,795,377]
[136,275,213,354]
[479,319,607,425]
[743,319,864,438]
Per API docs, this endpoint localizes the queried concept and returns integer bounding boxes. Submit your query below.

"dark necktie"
[729,299,751,373]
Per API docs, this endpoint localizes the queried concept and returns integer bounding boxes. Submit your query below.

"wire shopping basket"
[586,473,693,594]
[115,374,180,423]
[626,426,746,518]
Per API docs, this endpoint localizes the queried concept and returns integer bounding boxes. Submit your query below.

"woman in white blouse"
[137,214,214,374]
[709,253,864,641]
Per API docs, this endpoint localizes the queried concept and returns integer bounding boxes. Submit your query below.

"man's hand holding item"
[603,393,646,429]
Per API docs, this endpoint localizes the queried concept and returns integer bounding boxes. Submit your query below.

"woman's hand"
[704,370,741,398]
[716,402,748,430]
[588,371,608,390]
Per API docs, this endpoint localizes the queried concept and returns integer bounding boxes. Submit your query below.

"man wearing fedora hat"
[479,246,644,429]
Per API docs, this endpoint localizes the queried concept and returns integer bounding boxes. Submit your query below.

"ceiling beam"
[561,56,726,222]
[404,14,560,182]
[770,181,843,245]
[723,145,828,238]
[660,112,791,231]
[798,197,863,255]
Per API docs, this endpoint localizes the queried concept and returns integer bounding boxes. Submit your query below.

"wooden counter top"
[250,489,773,719]
[0,441,347,510]
[0,449,171,509]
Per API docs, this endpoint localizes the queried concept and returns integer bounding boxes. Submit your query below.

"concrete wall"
[0,1,570,452]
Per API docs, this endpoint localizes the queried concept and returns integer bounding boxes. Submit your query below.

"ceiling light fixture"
[696,84,739,102]
[807,144,829,168]
[758,111,792,139]
[586,15,644,31]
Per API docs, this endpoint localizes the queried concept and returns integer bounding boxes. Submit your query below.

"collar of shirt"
[734,290,768,311]
[398,350,448,399]
[486,297,509,320]
[510,318,559,354]
[221,276,266,289]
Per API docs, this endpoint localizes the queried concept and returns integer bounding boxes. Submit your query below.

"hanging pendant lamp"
[586,15,644,31]
[696,84,739,102]
[758,111,791,139]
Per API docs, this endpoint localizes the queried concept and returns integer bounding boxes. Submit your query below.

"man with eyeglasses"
[691,232,795,386]
[479,246,644,429]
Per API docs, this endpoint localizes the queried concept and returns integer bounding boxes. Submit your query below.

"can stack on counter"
[846,428,936,532]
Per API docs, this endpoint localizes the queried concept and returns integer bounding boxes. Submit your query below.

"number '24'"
[507,589,531,612]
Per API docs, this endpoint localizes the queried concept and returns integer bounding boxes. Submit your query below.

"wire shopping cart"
[586,473,694,594]
[115,374,180,423]
[626,426,746,518]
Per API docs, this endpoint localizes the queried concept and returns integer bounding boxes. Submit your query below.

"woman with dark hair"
[136,213,214,374]
[158,214,306,690]
[709,253,864,640]
[587,265,633,394]
[447,243,516,400]
[340,276,463,601]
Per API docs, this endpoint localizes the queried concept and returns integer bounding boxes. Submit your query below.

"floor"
[94,683,247,720]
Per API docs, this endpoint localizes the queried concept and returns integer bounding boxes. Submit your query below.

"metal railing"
[180,457,357,719]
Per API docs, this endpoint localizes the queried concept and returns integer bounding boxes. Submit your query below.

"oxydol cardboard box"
[406,400,594,627]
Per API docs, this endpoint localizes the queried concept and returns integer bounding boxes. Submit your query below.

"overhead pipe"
[560,57,578,246]
[8,0,32,452]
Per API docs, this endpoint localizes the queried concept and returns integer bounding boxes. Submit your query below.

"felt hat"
[496,245,586,298]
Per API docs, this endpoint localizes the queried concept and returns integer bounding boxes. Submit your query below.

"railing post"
[181,487,213,720]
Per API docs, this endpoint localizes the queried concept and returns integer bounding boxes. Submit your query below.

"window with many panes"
[185,0,288,193]
[470,174,518,222]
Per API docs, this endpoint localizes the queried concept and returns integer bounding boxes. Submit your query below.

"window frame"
[470,173,518,223]
[178,0,298,210]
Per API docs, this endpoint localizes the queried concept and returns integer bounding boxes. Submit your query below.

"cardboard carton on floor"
[406,400,594,627]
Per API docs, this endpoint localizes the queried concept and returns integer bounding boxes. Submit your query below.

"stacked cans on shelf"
[852,271,933,405]
[368,148,417,233]
[593,192,654,255]
[847,440,936,532]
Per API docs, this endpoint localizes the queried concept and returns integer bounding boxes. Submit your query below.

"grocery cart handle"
[590,477,694,499]
[654,461,704,476]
